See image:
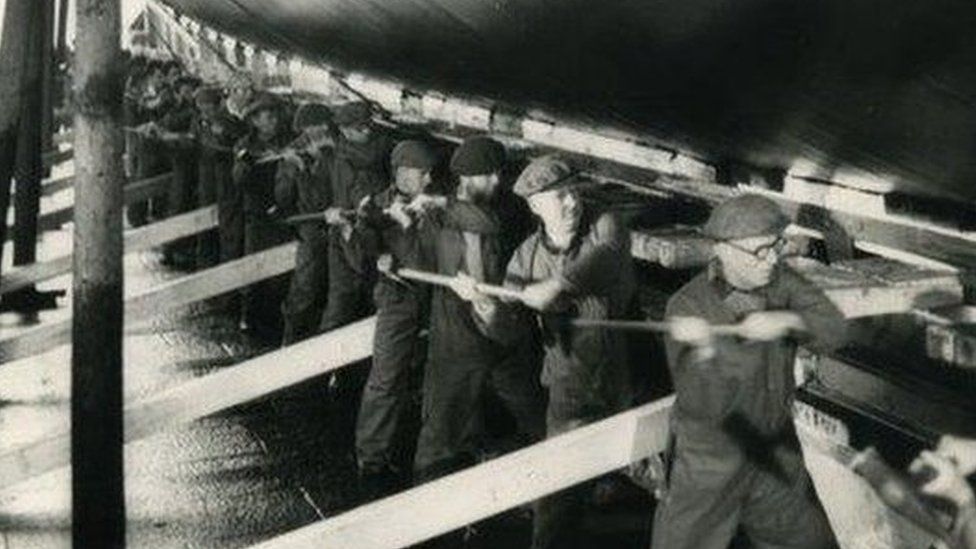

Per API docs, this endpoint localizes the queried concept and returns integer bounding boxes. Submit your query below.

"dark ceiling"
[162,0,976,201]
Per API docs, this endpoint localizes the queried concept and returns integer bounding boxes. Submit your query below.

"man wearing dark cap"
[652,194,848,549]
[231,92,295,340]
[413,136,545,484]
[274,102,337,345]
[193,85,247,268]
[347,139,440,498]
[502,154,637,549]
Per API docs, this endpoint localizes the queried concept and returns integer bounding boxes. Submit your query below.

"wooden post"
[56,0,71,56]
[0,0,34,273]
[71,0,126,546]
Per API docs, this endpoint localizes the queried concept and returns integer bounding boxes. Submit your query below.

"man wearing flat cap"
[652,194,848,549]
[231,92,295,340]
[503,154,638,549]
[274,102,337,345]
[192,85,247,268]
[344,140,440,498]
[413,136,545,484]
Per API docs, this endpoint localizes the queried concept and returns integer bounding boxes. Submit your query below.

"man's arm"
[783,267,849,354]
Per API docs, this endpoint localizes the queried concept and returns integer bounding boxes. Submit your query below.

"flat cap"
[193,86,223,109]
[241,92,282,120]
[293,103,334,133]
[450,136,506,176]
[391,140,438,170]
[332,101,372,127]
[703,194,789,240]
[512,154,578,197]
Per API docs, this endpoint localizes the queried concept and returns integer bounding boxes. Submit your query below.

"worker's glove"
[450,272,483,302]
[935,435,976,476]
[376,253,396,275]
[520,278,565,312]
[407,193,448,214]
[386,199,414,229]
[668,316,716,362]
[909,450,975,509]
[737,311,805,342]
[323,207,351,226]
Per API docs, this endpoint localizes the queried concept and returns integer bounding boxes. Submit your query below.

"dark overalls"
[346,187,433,475]
[232,131,294,341]
[157,99,199,265]
[317,133,392,446]
[413,199,545,483]
[505,211,637,549]
[194,109,246,268]
[128,86,172,227]
[652,263,848,549]
[274,147,332,345]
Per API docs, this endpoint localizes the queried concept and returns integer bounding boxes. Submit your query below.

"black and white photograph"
[0,0,974,547]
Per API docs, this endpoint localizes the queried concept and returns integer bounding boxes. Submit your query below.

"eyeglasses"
[722,236,787,261]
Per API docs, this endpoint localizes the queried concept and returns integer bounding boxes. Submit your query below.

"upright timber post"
[72,0,126,546]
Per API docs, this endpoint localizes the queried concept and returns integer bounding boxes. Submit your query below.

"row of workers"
[119,58,975,549]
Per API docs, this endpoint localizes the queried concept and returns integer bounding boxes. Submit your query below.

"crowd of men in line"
[120,55,976,549]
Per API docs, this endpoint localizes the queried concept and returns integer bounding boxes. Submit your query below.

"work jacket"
[504,210,635,413]
[664,261,848,464]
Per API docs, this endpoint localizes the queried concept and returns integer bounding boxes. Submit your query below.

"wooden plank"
[1,205,218,295]
[250,395,675,549]
[40,148,72,168]
[41,174,74,196]
[6,172,173,240]
[0,241,297,364]
[0,316,375,490]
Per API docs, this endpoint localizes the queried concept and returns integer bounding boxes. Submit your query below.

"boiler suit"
[651,262,848,549]
[345,186,433,474]
[194,109,246,268]
[504,211,637,549]
[274,147,332,345]
[413,199,545,483]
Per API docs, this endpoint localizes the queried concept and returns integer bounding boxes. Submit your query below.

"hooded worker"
[348,139,440,499]
[505,154,638,549]
[652,194,849,549]
[274,102,337,345]
[412,136,545,484]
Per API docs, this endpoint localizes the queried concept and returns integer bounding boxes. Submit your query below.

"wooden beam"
[41,174,74,196]
[5,172,173,240]
[0,316,375,490]
[0,241,297,364]
[41,147,72,168]
[71,0,125,543]
[1,205,218,295]
[249,395,674,549]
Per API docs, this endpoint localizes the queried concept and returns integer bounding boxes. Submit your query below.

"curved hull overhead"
[162,0,976,201]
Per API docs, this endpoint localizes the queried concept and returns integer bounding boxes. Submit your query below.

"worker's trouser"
[319,237,376,446]
[127,141,168,228]
[196,150,232,269]
[354,286,426,472]
[217,156,244,264]
[281,235,329,346]
[241,214,291,341]
[413,349,545,483]
[162,149,198,263]
[650,429,835,549]
[531,381,620,549]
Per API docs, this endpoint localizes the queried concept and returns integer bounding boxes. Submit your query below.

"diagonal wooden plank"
[0,241,297,364]
[40,148,73,168]
[1,205,218,295]
[0,316,375,490]
[6,172,173,240]
[248,395,674,549]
